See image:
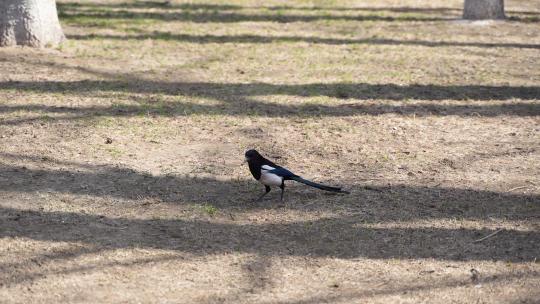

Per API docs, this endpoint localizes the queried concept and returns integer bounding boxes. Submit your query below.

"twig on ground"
[302,201,318,209]
[473,229,503,243]
[504,185,529,193]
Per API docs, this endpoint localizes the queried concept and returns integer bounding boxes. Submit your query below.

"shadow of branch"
[66,32,540,50]
[1,80,538,125]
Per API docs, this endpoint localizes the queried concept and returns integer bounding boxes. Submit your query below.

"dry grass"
[0,0,539,303]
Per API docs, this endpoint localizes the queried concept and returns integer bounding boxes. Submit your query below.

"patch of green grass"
[134,102,172,117]
[202,204,218,216]
[60,12,160,29]
[60,15,122,28]
[94,116,117,128]
[40,115,54,122]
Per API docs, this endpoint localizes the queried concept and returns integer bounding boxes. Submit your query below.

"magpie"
[244,149,349,201]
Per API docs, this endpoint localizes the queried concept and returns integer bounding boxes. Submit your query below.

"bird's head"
[244,149,262,163]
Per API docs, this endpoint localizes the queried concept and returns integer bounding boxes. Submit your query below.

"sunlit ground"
[0,0,539,303]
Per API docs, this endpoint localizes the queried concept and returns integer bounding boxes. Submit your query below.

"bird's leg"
[280,183,285,202]
[256,186,271,202]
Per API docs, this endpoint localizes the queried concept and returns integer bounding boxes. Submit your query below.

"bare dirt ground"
[1,0,539,303]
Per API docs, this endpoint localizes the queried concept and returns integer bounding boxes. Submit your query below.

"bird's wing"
[261,164,276,171]
[267,166,298,179]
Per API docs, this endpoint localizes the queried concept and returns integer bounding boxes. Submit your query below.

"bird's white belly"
[259,171,283,186]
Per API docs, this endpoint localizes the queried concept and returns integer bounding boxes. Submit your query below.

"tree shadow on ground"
[2,80,538,102]
[1,153,538,288]
[1,153,537,221]
[58,2,462,13]
[60,1,539,17]
[0,248,182,288]
[2,212,538,299]
[56,2,540,24]
[66,32,540,49]
[0,80,538,126]
[233,270,539,304]
[0,149,538,295]
[56,3,455,23]
[0,206,538,266]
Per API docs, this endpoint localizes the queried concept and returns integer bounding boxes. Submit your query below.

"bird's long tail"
[290,176,350,194]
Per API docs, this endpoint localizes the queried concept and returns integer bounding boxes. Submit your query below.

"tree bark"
[463,0,505,20]
[0,0,65,47]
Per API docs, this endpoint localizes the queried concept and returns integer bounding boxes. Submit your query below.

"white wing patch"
[261,165,275,171]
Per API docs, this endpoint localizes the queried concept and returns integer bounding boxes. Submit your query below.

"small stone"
[470,268,479,282]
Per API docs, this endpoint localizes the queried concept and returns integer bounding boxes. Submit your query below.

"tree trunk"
[463,0,505,20]
[0,0,65,47]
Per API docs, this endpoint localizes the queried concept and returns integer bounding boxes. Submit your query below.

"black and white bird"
[244,149,349,201]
